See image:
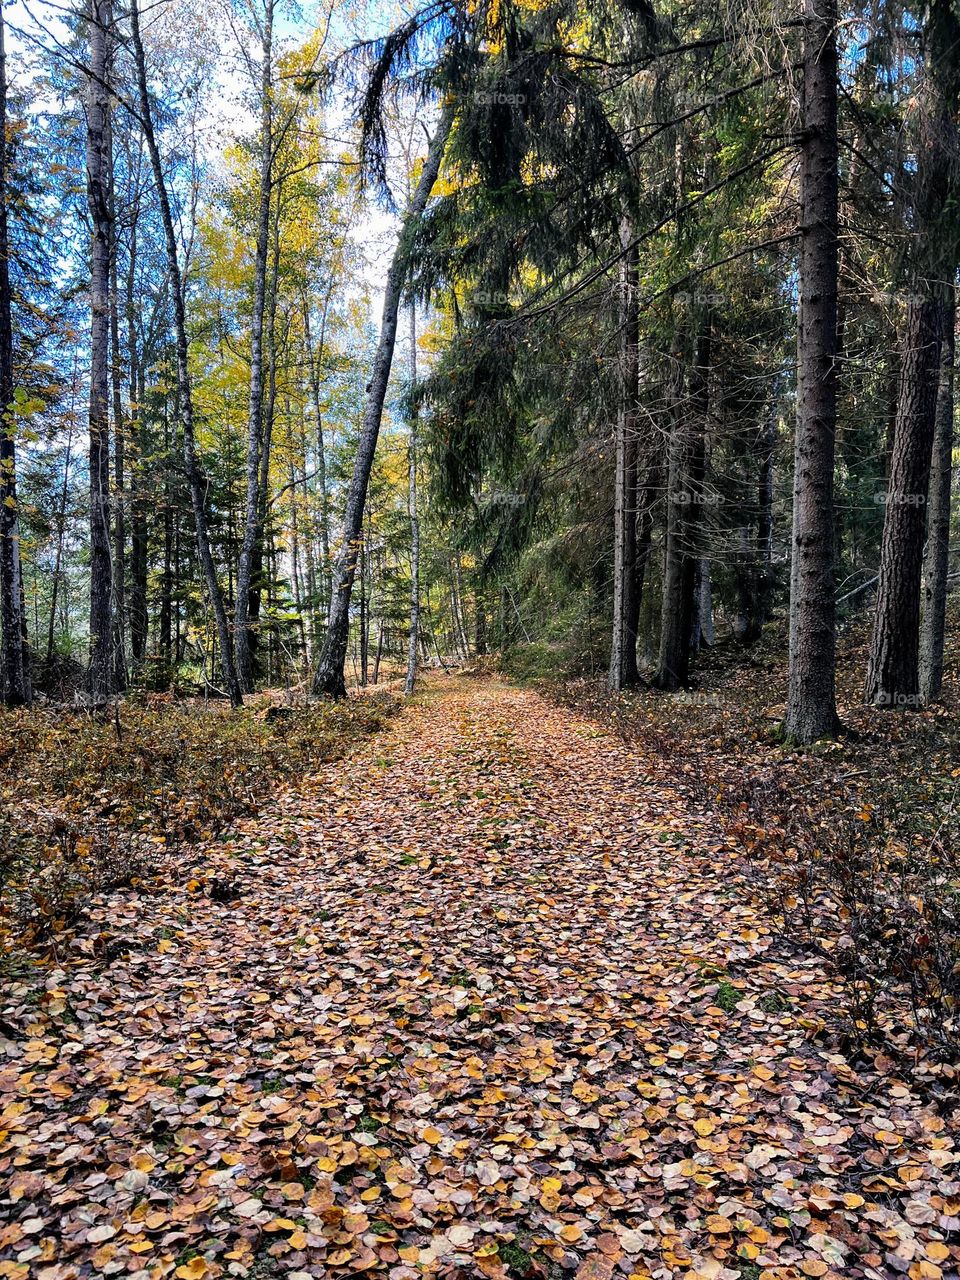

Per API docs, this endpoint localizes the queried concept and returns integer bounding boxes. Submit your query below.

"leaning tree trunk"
[609,217,641,691]
[313,109,452,698]
[405,302,421,697]
[783,0,841,744]
[234,0,275,691]
[130,0,242,706]
[0,0,30,706]
[86,0,114,703]
[919,295,956,704]
[865,31,959,708]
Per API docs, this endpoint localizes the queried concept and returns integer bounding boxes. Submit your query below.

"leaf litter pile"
[1,678,957,1280]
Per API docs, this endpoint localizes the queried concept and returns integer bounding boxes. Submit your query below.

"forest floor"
[1,676,958,1280]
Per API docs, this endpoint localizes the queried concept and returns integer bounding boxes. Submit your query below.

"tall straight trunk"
[86,0,114,702]
[656,318,708,692]
[109,172,127,690]
[313,109,452,697]
[609,217,640,691]
[919,295,956,704]
[234,1,275,691]
[46,400,75,669]
[757,400,776,626]
[128,236,148,666]
[692,559,715,650]
[246,226,283,678]
[682,320,710,650]
[358,517,369,686]
[633,433,660,668]
[866,300,946,707]
[475,590,487,656]
[0,48,26,697]
[654,339,688,691]
[453,555,469,657]
[130,0,242,705]
[784,0,841,743]
[405,301,420,696]
[160,394,173,666]
[0,0,30,706]
[303,287,332,615]
[372,625,384,684]
[866,30,959,708]
[297,412,318,653]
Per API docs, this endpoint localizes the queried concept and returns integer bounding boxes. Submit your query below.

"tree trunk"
[609,217,640,691]
[129,254,148,667]
[865,300,945,707]
[109,156,127,691]
[303,287,332,618]
[683,320,710,653]
[234,1,275,691]
[0,0,30,706]
[313,109,452,698]
[475,590,488,656]
[86,0,114,703]
[358,521,369,687]
[865,30,959,708]
[919,295,956,704]
[160,395,173,669]
[46,385,75,670]
[654,335,688,691]
[405,302,421,696]
[656,318,708,691]
[783,0,841,743]
[130,0,242,706]
[757,400,776,627]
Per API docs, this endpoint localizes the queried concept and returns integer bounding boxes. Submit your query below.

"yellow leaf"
[175,1259,209,1280]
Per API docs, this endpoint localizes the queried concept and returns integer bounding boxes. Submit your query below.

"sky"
[4,0,433,324]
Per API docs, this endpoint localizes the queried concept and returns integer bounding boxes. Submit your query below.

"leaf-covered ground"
[1,678,957,1280]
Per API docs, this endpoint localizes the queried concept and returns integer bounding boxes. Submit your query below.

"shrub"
[0,693,399,951]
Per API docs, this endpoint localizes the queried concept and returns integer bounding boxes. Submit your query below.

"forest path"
[2,677,956,1280]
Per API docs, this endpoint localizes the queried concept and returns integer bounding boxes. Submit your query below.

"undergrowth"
[547,611,960,1077]
[0,692,399,953]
